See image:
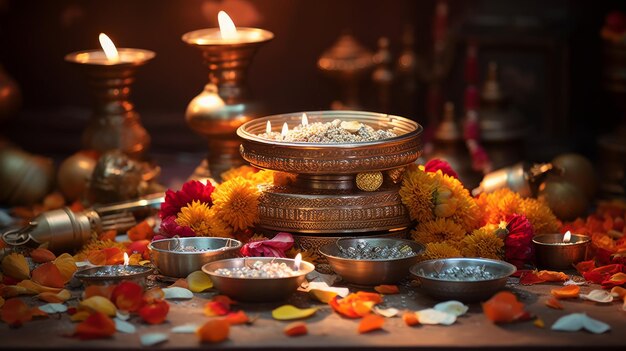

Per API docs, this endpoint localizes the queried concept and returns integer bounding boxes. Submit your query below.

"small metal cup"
[532,233,590,270]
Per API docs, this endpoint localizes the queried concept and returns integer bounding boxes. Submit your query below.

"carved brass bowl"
[237,111,422,240]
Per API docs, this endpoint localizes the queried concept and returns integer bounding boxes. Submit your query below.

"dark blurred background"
[0,0,625,184]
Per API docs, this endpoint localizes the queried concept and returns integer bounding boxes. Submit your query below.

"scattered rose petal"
[168,279,189,289]
[583,264,622,284]
[224,310,249,325]
[114,318,136,334]
[30,248,56,263]
[37,289,71,303]
[172,324,199,333]
[482,291,529,323]
[402,312,420,326]
[79,296,117,316]
[52,253,77,282]
[204,301,230,317]
[373,306,399,318]
[187,271,213,293]
[574,260,595,275]
[602,272,626,289]
[308,289,338,304]
[139,300,169,324]
[299,281,349,298]
[1,298,33,327]
[328,292,382,319]
[519,270,568,285]
[610,286,626,298]
[1,253,30,281]
[17,280,62,294]
[551,313,611,334]
[433,300,468,317]
[84,285,115,300]
[272,305,317,320]
[163,287,194,300]
[111,281,144,312]
[284,321,307,336]
[31,262,65,288]
[545,298,563,310]
[374,285,399,294]
[563,279,587,286]
[197,319,229,343]
[240,232,294,257]
[38,303,67,314]
[415,309,456,325]
[30,307,47,319]
[551,285,580,299]
[70,310,92,322]
[358,314,385,333]
[140,333,169,346]
[534,318,545,328]
[74,312,116,339]
[580,289,614,303]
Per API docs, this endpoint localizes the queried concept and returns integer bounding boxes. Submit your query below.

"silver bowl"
[410,258,517,302]
[202,257,315,302]
[74,265,153,287]
[149,237,242,278]
[318,238,424,285]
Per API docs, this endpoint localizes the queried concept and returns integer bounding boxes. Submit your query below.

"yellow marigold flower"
[212,177,260,231]
[519,198,561,234]
[74,239,127,262]
[176,200,213,236]
[400,166,437,223]
[420,241,462,261]
[249,170,276,187]
[437,171,481,231]
[221,165,258,182]
[411,218,466,245]
[460,228,504,259]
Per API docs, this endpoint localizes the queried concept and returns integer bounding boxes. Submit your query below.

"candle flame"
[563,231,572,243]
[218,11,238,40]
[281,122,289,137]
[294,253,302,270]
[266,120,271,134]
[123,252,129,266]
[302,113,309,126]
[98,33,119,62]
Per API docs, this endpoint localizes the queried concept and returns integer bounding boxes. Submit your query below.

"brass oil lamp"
[182,11,273,181]
[65,33,155,158]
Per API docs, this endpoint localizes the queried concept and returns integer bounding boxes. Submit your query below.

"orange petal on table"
[223,310,249,325]
[1,253,30,281]
[30,307,48,319]
[1,298,33,327]
[358,314,385,334]
[374,285,400,294]
[38,289,71,303]
[74,312,116,340]
[354,291,383,304]
[168,279,189,289]
[197,319,230,343]
[545,298,564,310]
[610,286,626,299]
[284,321,307,337]
[536,270,568,282]
[574,260,596,275]
[482,291,527,323]
[1,284,36,297]
[329,296,359,319]
[550,285,580,299]
[213,295,237,306]
[111,281,144,312]
[84,285,115,300]
[98,229,117,241]
[31,262,66,289]
[143,287,165,304]
[139,300,169,325]
[17,280,63,294]
[53,253,77,283]
[30,248,56,263]
[402,312,420,326]
[204,301,230,317]
[352,300,376,317]
[127,220,155,241]
[602,272,626,289]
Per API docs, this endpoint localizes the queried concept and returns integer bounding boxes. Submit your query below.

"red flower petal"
[111,281,144,312]
[74,312,115,340]
[1,298,33,327]
[424,159,458,179]
[139,300,169,324]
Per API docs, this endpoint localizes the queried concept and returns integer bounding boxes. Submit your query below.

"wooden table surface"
[1,273,625,350]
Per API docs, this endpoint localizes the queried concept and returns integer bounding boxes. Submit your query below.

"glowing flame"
[98,33,119,62]
[281,122,289,137]
[563,231,572,243]
[294,253,302,271]
[218,11,238,40]
[302,113,309,126]
[266,120,271,134]
[123,252,129,266]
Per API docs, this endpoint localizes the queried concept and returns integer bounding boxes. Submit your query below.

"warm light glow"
[266,120,272,134]
[281,122,289,137]
[98,33,119,62]
[218,11,238,40]
[302,113,309,126]
[123,252,129,266]
[563,231,572,243]
[294,253,302,271]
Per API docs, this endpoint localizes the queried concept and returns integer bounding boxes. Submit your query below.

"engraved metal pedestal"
[237,110,423,253]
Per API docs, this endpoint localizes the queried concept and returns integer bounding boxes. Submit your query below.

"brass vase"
[182,28,274,181]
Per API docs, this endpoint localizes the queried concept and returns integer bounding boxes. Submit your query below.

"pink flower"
[424,159,459,179]
[159,180,214,219]
[505,214,535,268]
[155,215,195,241]
[240,232,294,258]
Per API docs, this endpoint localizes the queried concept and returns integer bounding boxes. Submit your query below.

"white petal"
[171,324,200,333]
[563,279,586,286]
[297,281,349,297]
[115,318,136,334]
[373,306,399,318]
[415,308,456,325]
[162,287,194,300]
[433,300,469,317]
[116,310,130,321]
[552,313,611,334]
[580,290,613,304]
[140,333,169,346]
[38,303,67,314]
[581,314,611,334]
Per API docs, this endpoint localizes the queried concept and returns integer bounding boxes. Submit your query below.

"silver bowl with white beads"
[410,258,517,302]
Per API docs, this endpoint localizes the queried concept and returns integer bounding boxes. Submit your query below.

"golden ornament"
[356,172,383,191]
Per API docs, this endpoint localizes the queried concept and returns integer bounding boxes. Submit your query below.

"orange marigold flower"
[211,177,260,232]
[420,241,462,261]
[411,218,466,245]
[460,227,504,259]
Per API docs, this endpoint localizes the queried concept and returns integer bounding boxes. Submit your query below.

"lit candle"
[65,33,155,65]
[301,113,309,126]
[563,230,571,243]
[98,33,119,63]
[182,10,274,45]
[532,231,590,270]
[266,120,272,134]
[218,11,238,40]
[281,122,289,138]
[294,253,302,271]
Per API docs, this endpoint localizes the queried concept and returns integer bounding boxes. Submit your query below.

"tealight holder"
[74,265,153,287]
[182,27,274,181]
[532,233,590,270]
[65,48,155,158]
